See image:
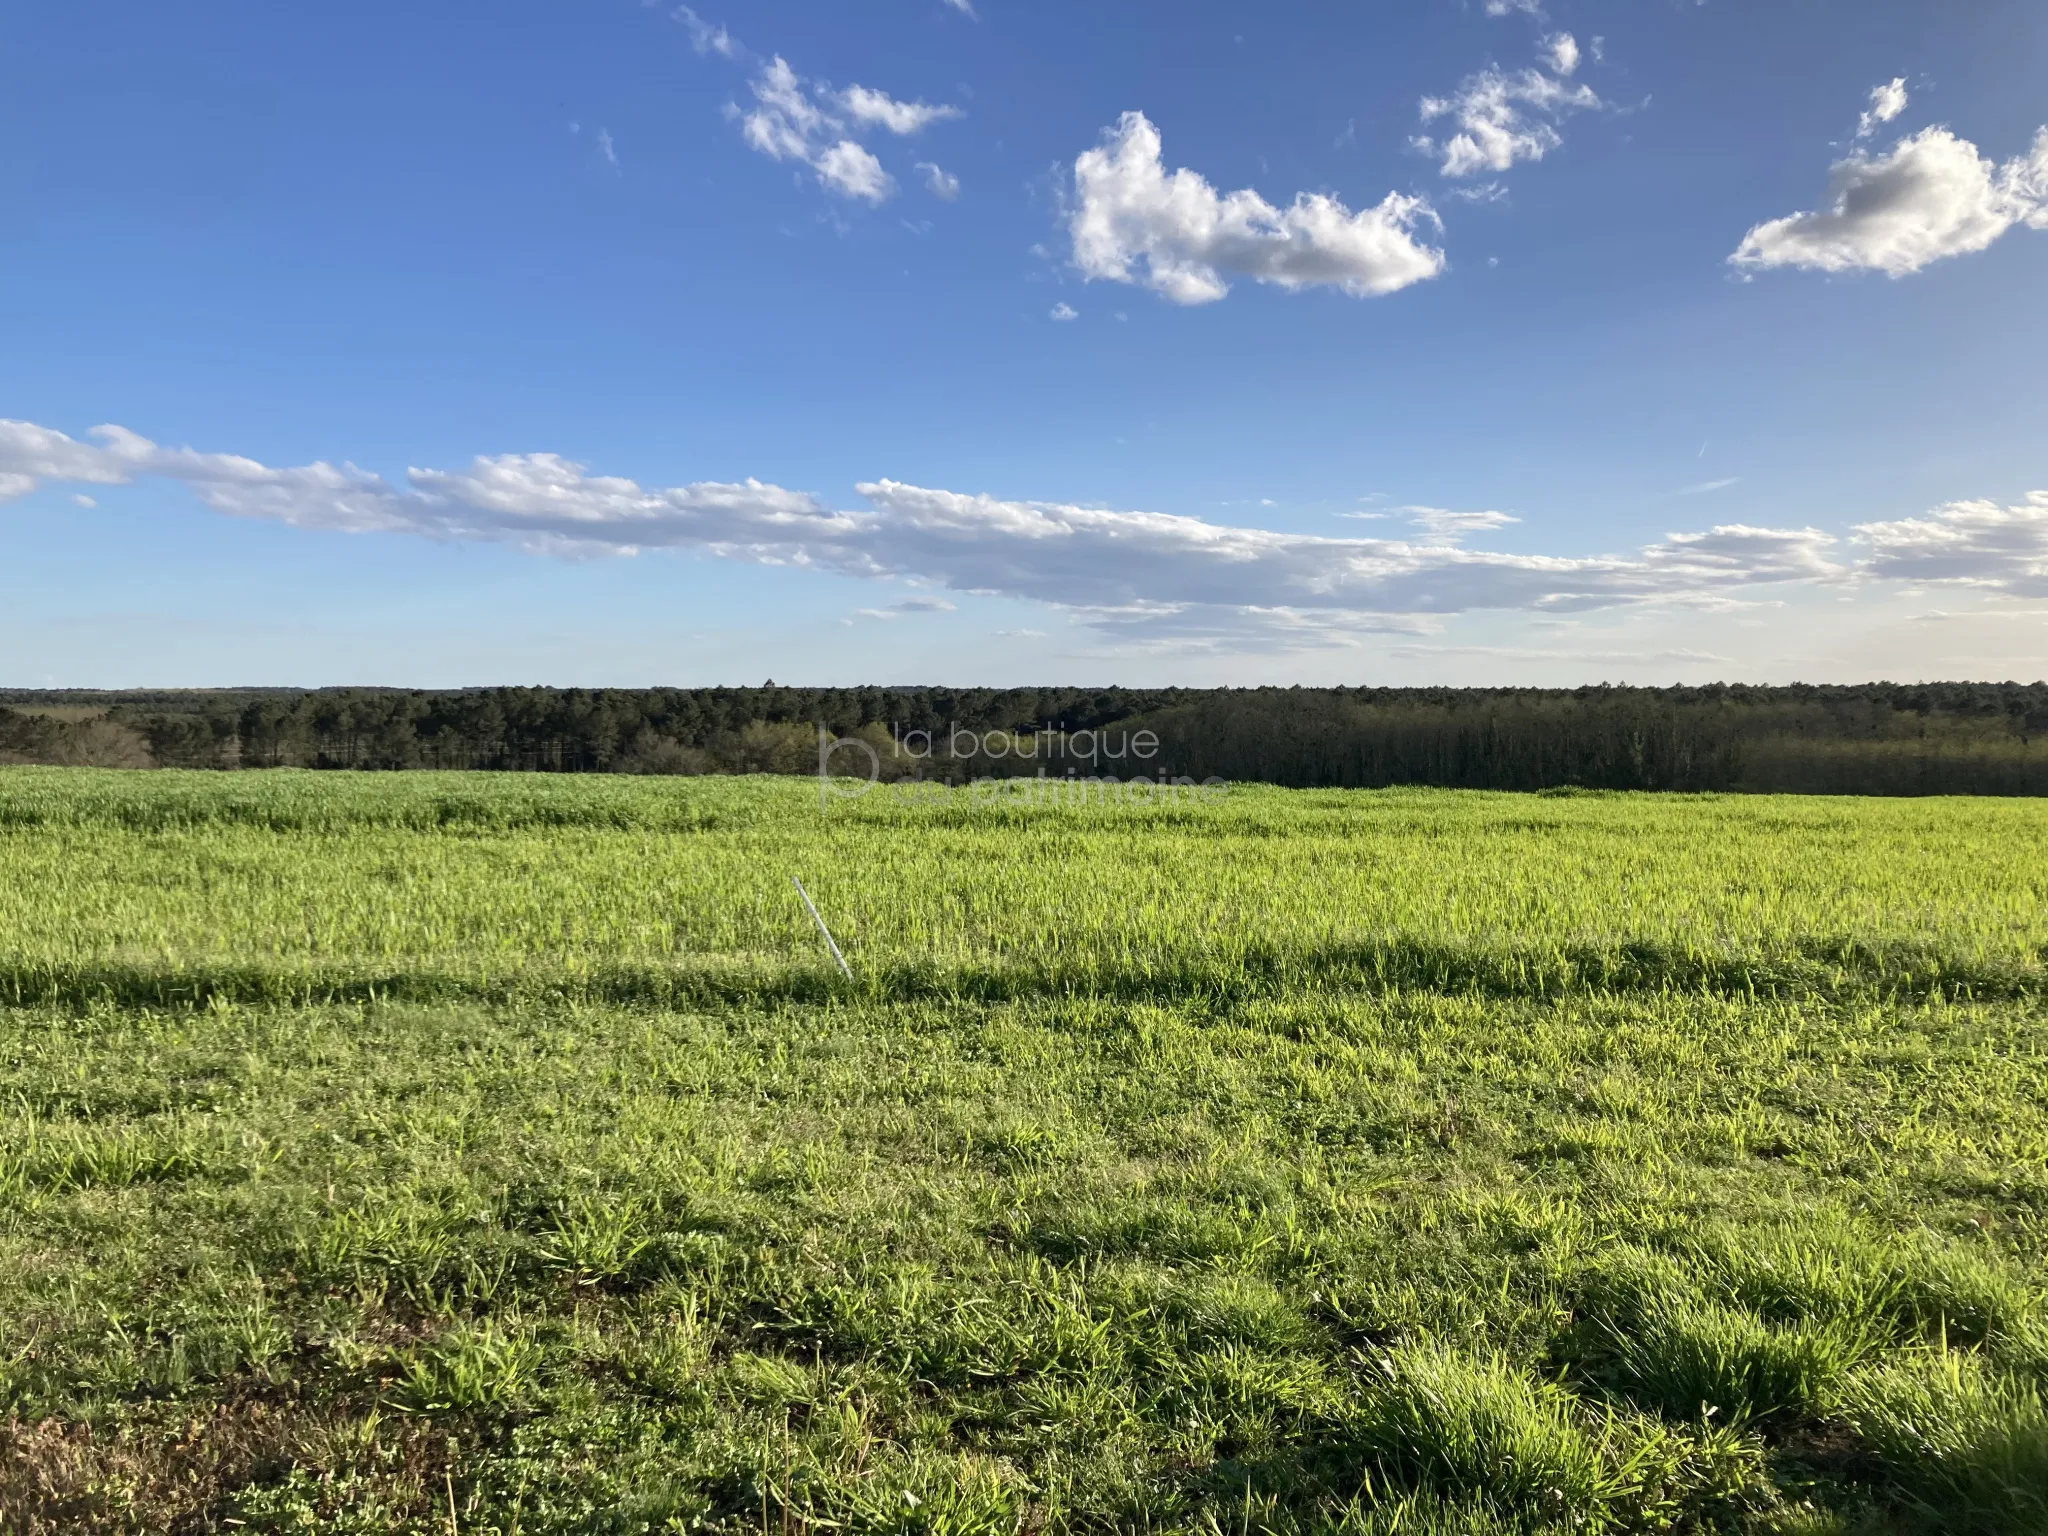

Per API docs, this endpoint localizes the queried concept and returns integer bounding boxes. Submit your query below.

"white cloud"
[0,419,137,487]
[675,5,738,58]
[23,416,1998,650]
[2012,130,2048,213]
[1390,644,1735,665]
[1857,77,1908,139]
[814,140,893,203]
[838,85,961,136]
[1908,607,2048,623]
[1405,506,1520,540]
[1855,492,2048,593]
[940,0,976,14]
[916,161,960,200]
[857,596,958,619]
[1676,477,1740,496]
[1079,603,1443,654]
[1417,63,1601,178]
[1484,0,1544,15]
[1068,111,1445,305]
[731,55,961,205]
[1540,32,1580,76]
[1731,124,2048,275]
[598,128,618,169]
[840,484,1844,634]
[740,57,829,164]
[1049,302,1078,321]
[1636,524,1840,584]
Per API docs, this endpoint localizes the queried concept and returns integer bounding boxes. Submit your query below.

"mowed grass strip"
[0,770,2044,1533]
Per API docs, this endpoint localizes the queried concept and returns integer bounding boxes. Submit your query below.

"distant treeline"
[6,682,2048,795]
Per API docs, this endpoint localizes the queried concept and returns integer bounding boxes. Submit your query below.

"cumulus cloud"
[916,161,960,200]
[1417,59,1601,178]
[838,84,961,136]
[1857,77,1908,139]
[1049,302,1078,321]
[1484,0,1544,15]
[1068,111,1445,305]
[2,417,1938,648]
[1855,492,2048,593]
[813,139,893,202]
[728,53,962,205]
[1731,122,2048,275]
[1540,32,1580,76]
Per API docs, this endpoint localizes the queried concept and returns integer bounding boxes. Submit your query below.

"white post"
[791,876,853,980]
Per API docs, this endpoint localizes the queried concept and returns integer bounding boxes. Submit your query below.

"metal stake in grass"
[791,876,853,981]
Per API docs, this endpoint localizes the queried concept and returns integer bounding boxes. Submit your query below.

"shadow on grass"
[2,934,2039,1015]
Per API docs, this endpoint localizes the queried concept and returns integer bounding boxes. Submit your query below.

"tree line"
[5,682,2048,795]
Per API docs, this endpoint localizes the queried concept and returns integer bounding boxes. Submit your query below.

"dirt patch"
[0,1396,449,1535]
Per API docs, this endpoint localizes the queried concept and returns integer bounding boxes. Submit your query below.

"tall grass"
[2,769,2044,1008]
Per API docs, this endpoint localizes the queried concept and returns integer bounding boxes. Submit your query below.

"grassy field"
[0,769,2043,1534]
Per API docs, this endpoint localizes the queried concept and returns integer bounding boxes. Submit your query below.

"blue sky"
[3,0,2045,688]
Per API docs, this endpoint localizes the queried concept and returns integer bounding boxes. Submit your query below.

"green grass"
[0,769,2045,1533]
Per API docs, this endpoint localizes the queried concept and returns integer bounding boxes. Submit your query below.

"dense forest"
[5,682,2048,794]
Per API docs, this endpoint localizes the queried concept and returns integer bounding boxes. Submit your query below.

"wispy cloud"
[677,18,964,208]
[1415,67,1600,178]
[839,84,961,136]
[855,596,957,620]
[1389,644,1734,664]
[1857,77,1908,140]
[1415,40,1600,178]
[1405,506,1520,540]
[1676,477,1739,496]
[674,5,738,58]
[0,417,1884,650]
[1907,607,2048,623]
